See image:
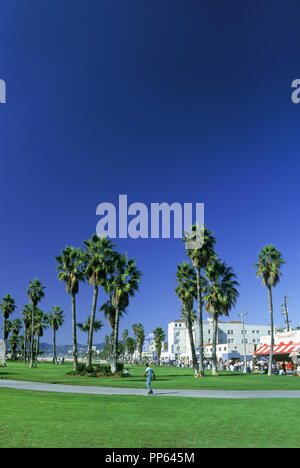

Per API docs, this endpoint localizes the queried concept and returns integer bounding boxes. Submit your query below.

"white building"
[168,318,273,362]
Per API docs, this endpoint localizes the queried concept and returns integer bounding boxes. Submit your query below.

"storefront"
[253,330,300,373]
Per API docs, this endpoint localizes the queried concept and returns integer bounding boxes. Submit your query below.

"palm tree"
[26,278,45,368]
[106,253,141,373]
[175,262,199,375]
[153,327,165,364]
[0,294,17,359]
[9,334,20,361]
[83,234,115,367]
[56,246,84,370]
[125,336,136,361]
[101,298,127,338]
[34,309,49,366]
[21,305,32,365]
[204,259,239,375]
[77,317,103,352]
[132,323,145,362]
[48,306,65,364]
[122,329,129,342]
[183,225,216,376]
[253,245,285,376]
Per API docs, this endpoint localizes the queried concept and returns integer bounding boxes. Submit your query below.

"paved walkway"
[1,379,300,398]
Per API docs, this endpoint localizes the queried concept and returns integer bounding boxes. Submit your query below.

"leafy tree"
[56,246,84,370]
[175,262,199,375]
[83,234,115,367]
[183,225,216,376]
[26,278,45,368]
[253,245,285,375]
[48,306,65,364]
[153,327,165,364]
[204,259,239,375]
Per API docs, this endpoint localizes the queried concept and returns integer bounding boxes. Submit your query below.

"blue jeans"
[146,378,152,391]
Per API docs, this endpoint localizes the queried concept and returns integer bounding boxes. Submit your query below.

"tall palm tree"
[0,294,17,360]
[175,261,199,375]
[21,305,32,365]
[106,253,141,373]
[153,327,165,364]
[204,259,239,375]
[83,234,115,367]
[183,225,216,376]
[132,323,145,362]
[253,245,285,376]
[56,246,84,370]
[26,278,45,368]
[48,306,65,364]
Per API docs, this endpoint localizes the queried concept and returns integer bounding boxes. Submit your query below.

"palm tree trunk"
[53,328,57,364]
[111,305,120,374]
[86,286,98,367]
[212,313,218,376]
[3,317,7,354]
[195,266,205,377]
[267,286,274,376]
[29,304,35,368]
[186,312,199,375]
[71,293,79,370]
[23,329,27,365]
[35,335,39,367]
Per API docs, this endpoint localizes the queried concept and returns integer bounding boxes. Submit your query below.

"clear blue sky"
[1,1,300,345]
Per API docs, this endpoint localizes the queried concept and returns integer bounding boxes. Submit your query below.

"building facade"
[168,318,273,362]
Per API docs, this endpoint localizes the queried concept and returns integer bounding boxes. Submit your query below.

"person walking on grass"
[142,365,155,395]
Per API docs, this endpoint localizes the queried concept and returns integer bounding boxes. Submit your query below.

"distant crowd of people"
[139,357,300,376]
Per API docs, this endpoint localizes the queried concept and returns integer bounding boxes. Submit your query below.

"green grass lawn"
[1,362,300,448]
[1,361,300,390]
[0,387,299,448]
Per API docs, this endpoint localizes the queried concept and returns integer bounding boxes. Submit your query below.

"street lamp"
[238,312,248,373]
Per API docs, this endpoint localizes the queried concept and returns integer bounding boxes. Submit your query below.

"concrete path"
[1,379,300,398]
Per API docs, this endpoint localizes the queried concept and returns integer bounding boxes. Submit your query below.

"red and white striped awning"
[254,341,300,356]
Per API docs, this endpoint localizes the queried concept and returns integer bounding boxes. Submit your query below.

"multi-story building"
[168,318,273,362]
